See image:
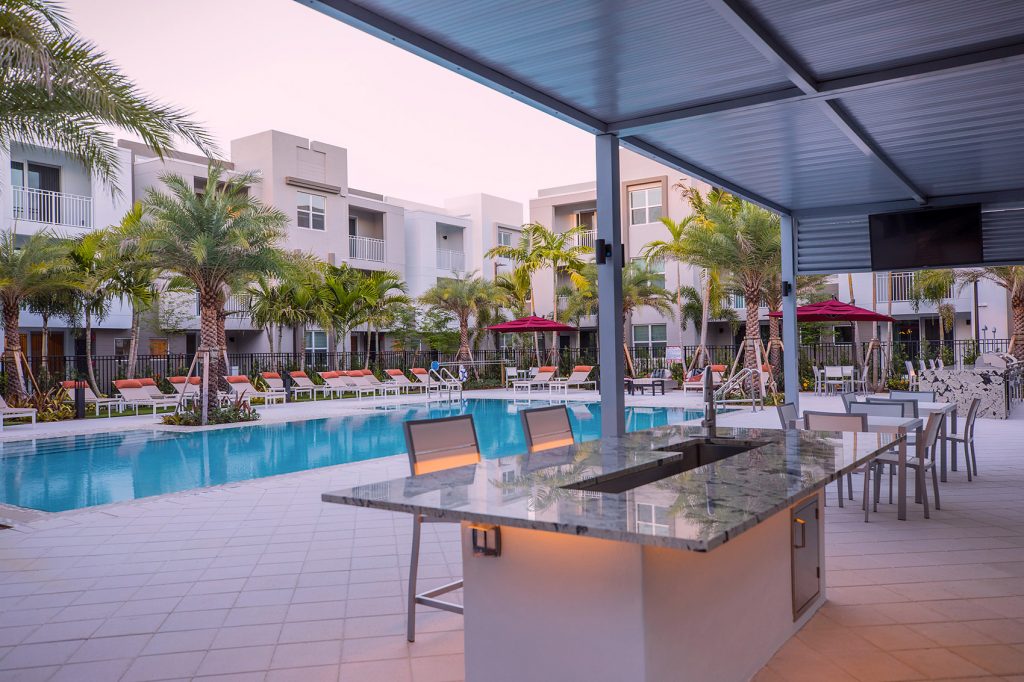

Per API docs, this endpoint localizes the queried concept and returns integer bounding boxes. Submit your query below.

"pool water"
[0,399,704,512]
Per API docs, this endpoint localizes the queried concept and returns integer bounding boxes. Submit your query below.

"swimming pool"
[0,399,704,512]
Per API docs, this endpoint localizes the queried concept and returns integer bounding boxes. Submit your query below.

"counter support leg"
[897,434,907,521]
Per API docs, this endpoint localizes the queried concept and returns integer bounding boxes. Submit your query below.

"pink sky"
[66,0,596,212]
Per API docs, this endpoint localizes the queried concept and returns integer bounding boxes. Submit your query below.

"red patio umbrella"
[767,298,895,323]
[487,315,577,332]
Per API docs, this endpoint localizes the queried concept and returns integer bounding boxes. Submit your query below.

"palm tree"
[677,284,738,337]
[419,274,504,363]
[0,229,76,398]
[527,223,589,359]
[563,261,674,344]
[68,230,113,391]
[495,265,540,363]
[318,264,368,366]
[104,203,156,378]
[142,165,288,409]
[486,228,545,355]
[246,275,288,356]
[0,0,216,192]
[959,266,1024,359]
[24,286,75,372]
[762,272,830,378]
[689,201,781,372]
[912,269,958,353]
[359,270,409,368]
[642,215,697,353]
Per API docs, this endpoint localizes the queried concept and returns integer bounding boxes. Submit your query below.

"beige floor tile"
[890,647,990,679]
[949,644,1024,675]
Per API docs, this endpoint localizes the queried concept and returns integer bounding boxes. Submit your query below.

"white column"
[781,214,799,409]
[596,134,625,436]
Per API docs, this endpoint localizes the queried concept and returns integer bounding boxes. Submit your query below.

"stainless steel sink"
[562,439,766,495]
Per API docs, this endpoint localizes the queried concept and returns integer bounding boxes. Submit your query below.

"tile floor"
[0,391,1020,680]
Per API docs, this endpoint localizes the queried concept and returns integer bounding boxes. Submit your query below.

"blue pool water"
[0,399,704,513]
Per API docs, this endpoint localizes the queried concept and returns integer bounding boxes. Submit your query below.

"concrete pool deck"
[0,390,1022,680]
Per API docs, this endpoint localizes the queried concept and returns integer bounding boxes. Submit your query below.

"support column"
[596,133,625,437]
[781,214,799,409]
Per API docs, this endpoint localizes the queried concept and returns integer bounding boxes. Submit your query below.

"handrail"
[714,367,763,411]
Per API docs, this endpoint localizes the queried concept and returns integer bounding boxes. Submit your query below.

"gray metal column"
[596,133,625,437]
[781,214,799,410]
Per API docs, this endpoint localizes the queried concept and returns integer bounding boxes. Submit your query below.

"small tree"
[419,274,505,364]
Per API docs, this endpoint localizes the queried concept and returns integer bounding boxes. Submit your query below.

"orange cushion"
[114,379,143,389]
[138,377,157,386]
[386,369,403,376]
[187,377,201,385]
[360,370,373,376]
[572,365,593,373]
[411,367,427,375]
[539,366,556,372]
[761,364,771,372]
[61,380,88,389]
[289,371,307,379]
[225,375,250,384]
[711,364,727,372]
[261,372,281,379]
[168,376,186,384]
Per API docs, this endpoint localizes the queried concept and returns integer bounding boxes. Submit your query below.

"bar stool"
[403,414,481,642]
[520,404,575,452]
[802,411,870,516]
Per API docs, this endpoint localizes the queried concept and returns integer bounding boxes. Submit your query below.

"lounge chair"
[548,365,596,395]
[138,377,171,400]
[512,366,556,394]
[61,380,122,416]
[114,379,180,415]
[288,371,331,400]
[314,370,347,398]
[337,371,378,399]
[258,372,292,397]
[224,375,285,405]
[680,365,726,395]
[0,394,36,430]
[386,369,427,394]
[349,370,400,398]
[410,367,440,393]
[168,376,201,403]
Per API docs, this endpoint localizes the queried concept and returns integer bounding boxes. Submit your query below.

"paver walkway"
[0,392,1020,681]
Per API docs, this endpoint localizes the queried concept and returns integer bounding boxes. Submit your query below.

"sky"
[65,0,596,211]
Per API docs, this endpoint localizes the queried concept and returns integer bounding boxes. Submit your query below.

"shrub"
[961,340,979,367]
[161,395,261,426]
[8,387,74,422]
[885,375,909,391]
[669,363,687,384]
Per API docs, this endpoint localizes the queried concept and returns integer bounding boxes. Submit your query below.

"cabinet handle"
[793,518,806,548]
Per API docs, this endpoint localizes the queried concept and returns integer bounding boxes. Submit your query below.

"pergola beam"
[707,0,928,205]
[792,188,1024,220]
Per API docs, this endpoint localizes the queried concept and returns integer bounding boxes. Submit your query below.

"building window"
[632,257,665,289]
[297,192,326,230]
[305,330,328,353]
[497,228,516,247]
[636,503,670,536]
[148,338,169,356]
[628,186,662,225]
[114,338,130,357]
[632,324,667,354]
[574,209,596,230]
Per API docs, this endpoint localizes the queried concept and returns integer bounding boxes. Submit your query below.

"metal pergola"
[301,0,1024,436]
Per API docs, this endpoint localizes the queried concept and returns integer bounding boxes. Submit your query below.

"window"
[148,338,168,356]
[632,257,665,289]
[574,209,596,230]
[501,469,518,498]
[297,192,326,230]
[636,503,670,536]
[632,324,667,354]
[305,330,328,352]
[497,228,516,247]
[114,338,130,357]
[348,216,357,237]
[628,186,662,225]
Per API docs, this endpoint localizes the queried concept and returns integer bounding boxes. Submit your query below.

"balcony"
[349,235,385,263]
[574,229,596,250]
[12,186,92,229]
[437,248,465,271]
[875,272,954,303]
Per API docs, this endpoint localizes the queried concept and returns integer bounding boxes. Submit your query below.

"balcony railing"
[349,235,385,262]
[875,271,954,303]
[725,293,768,309]
[12,186,92,229]
[574,229,596,250]
[437,248,465,271]
[194,293,252,316]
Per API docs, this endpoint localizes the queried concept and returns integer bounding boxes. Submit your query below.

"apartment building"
[3,130,524,359]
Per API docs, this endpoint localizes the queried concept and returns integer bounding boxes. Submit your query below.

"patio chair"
[649,367,678,391]
[403,414,481,642]
[358,370,402,397]
[224,375,285,405]
[813,365,826,395]
[866,397,918,418]
[313,371,346,398]
[871,411,944,516]
[512,366,556,394]
[137,377,171,400]
[409,367,438,393]
[168,376,201,403]
[823,366,847,394]
[889,390,935,402]
[259,372,292,397]
[942,397,980,481]
[904,360,919,390]
[520,404,575,452]
[324,371,372,399]
[114,380,180,416]
[839,392,857,412]
[61,380,121,417]
[288,371,331,400]
[851,365,870,394]
[548,365,596,395]
[504,366,519,389]
[775,402,797,429]
[385,369,427,394]
[681,364,726,395]
[802,411,873,519]
[0,394,36,430]
[850,401,910,504]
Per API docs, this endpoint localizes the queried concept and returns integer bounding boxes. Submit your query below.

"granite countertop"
[322,425,901,552]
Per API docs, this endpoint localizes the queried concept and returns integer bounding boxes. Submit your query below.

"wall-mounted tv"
[869,204,982,271]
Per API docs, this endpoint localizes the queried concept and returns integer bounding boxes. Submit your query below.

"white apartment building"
[3,130,524,359]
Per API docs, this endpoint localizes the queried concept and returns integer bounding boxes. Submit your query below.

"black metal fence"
[3,338,1012,396]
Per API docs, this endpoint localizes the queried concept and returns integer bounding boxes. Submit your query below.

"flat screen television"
[869,204,982,271]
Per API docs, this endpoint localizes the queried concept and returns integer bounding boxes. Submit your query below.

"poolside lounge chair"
[114,379,180,416]
[350,370,401,398]
[681,365,726,395]
[224,375,285,405]
[138,377,171,400]
[548,365,596,395]
[258,372,292,397]
[61,380,122,416]
[336,371,378,399]
[168,376,201,403]
[0,395,36,430]
[409,367,440,393]
[385,369,427,394]
[288,371,331,400]
[313,370,346,398]
[512,366,556,394]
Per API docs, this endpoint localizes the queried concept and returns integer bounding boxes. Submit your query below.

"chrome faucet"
[701,368,716,430]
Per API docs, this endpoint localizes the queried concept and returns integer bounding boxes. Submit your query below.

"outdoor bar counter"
[323,424,899,681]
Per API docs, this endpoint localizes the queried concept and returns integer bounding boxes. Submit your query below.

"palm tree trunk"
[676,262,686,354]
[84,308,99,394]
[744,289,760,376]
[458,314,471,363]
[698,269,711,367]
[296,325,306,370]
[266,324,275,356]
[126,307,141,379]
[364,324,373,370]
[40,312,49,373]
[551,291,559,364]
[768,311,782,380]
[1012,293,1024,361]
[198,292,226,416]
[3,298,26,400]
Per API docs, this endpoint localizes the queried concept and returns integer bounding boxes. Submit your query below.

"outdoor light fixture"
[469,523,501,557]
[781,281,793,296]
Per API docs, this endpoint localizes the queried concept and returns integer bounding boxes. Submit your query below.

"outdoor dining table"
[855,397,958,482]
[860,415,924,521]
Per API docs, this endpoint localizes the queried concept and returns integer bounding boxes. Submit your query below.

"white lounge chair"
[61,380,122,416]
[138,377,172,400]
[410,367,440,394]
[512,366,556,394]
[548,365,596,395]
[385,369,427,394]
[349,370,400,398]
[337,371,378,398]
[680,365,726,395]
[168,376,201,403]
[258,372,294,397]
[0,395,36,430]
[114,380,180,415]
[288,371,331,400]
[224,375,285,405]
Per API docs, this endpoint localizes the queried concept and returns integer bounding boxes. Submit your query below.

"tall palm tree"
[495,265,540,363]
[359,270,409,368]
[526,223,588,360]
[246,275,288,356]
[0,0,216,192]
[419,273,504,363]
[0,229,76,398]
[642,215,697,352]
[689,201,781,372]
[142,165,288,408]
[68,229,113,391]
[912,269,958,349]
[762,272,830,380]
[104,203,156,378]
[563,261,674,344]
[959,266,1024,359]
[486,227,547,355]
[24,286,75,371]
[318,264,368,365]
